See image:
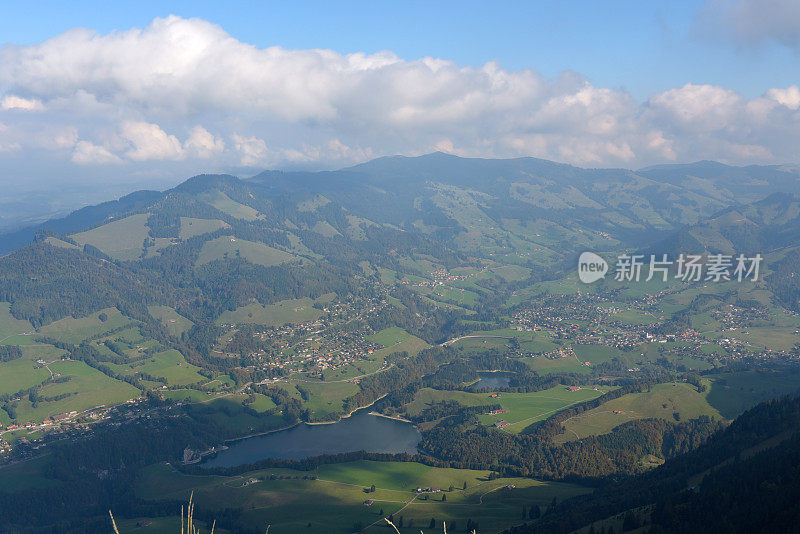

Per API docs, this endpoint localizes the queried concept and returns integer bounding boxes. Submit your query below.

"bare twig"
[384,517,401,534]
[108,510,120,534]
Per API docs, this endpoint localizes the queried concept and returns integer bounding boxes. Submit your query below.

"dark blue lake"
[202,410,421,467]
[473,371,514,389]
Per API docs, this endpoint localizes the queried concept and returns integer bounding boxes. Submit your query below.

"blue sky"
[0,0,795,100]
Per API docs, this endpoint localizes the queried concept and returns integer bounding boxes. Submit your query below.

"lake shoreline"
[223,395,389,443]
[204,403,421,468]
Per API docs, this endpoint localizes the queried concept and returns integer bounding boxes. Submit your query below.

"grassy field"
[191,397,285,435]
[637,342,715,371]
[518,343,624,375]
[38,307,133,345]
[490,264,531,283]
[70,213,150,261]
[106,349,206,387]
[248,393,278,413]
[407,385,612,434]
[134,461,590,534]
[521,355,591,375]
[706,370,800,418]
[179,217,230,239]
[0,302,33,341]
[434,287,480,306]
[453,336,510,353]
[197,236,297,268]
[11,360,139,423]
[367,327,430,360]
[0,358,51,396]
[161,389,214,403]
[43,236,81,250]
[0,455,61,492]
[554,382,722,444]
[117,516,231,534]
[553,369,800,444]
[147,305,194,337]
[276,380,360,419]
[217,297,325,326]
[199,190,261,221]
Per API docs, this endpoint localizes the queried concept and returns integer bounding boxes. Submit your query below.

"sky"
[0,0,799,192]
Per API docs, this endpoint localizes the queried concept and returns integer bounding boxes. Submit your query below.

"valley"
[0,154,798,533]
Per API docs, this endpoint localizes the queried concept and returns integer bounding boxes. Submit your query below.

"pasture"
[367,327,430,360]
[179,217,230,239]
[554,382,722,444]
[706,369,800,418]
[70,213,150,261]
[199,190,261,220]
[197,236,297,268]
[0,302,32,341]
[277,380,359,419]
[106,349,205,387]
[148,305,194,337]
[11,360,139,424]
[0,359,50,396]
[0,456,60,492]
[38,307,132,345]
[217,297,325,326]
[407,385,612,434]
[133,461,590,534]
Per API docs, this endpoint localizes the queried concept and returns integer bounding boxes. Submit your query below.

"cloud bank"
[0,15,799,184]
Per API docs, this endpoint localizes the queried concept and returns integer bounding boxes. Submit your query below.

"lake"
[473,371,514,389]
[202,410,421,467]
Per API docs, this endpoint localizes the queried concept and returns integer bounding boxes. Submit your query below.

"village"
[216,294,397,378]
[511,289,800,363]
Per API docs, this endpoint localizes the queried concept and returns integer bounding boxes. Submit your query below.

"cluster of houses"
[509,289,793,363]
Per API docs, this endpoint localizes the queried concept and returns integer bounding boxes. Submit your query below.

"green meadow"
[38,307,133,345]
[705,370,800,418]
[0,302,33,341]
[70,213,150,261]
[179,217,230,239]
[133,461,590,534]
[0,456,60,492]
[367,327,430,360]
[11,360,139,423]
[148,305,194,337]
[106,349,205,387]
[217,296,326,326]
[199,190,261,220]
[276,380,360,419]
[554,382,722,444]
[197,236,298,268]
[0,359,51,396]
[407,385,612,434]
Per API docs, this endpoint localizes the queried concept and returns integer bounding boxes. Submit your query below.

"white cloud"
[72,140,122,165]
[766,86,800,110]
[231,134,269,166]
[185,125,225,159]
[0,15,797,180]
[120,121,184,161]
[1,95,44,111]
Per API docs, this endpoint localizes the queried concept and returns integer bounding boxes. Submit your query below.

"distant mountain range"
[2,153,799,261]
